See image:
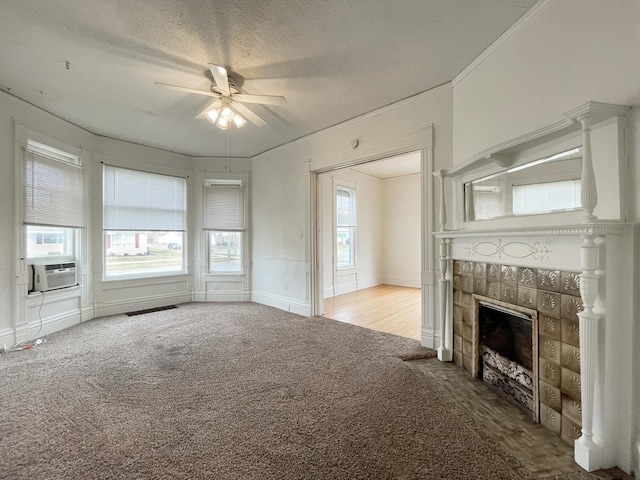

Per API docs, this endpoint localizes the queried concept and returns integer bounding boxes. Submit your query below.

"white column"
[433,170,451,361]
[574,233,602,471]
[577,114,597,223]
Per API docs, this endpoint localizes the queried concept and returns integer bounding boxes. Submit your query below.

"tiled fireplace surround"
[451,259,583,445]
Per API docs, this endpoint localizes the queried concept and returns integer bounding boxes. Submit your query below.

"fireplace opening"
[478,301,537,418]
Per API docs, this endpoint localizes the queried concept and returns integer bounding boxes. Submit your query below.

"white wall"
[451,0,640,473]
[251,83,452,327]
[320,169,384,298]
[382,173,421,287]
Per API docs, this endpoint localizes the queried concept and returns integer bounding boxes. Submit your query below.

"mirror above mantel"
[465,146,583,221]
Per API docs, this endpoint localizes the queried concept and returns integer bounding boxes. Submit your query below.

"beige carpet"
[1,302,524,479]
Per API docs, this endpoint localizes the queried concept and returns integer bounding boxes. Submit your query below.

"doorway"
[316,152,422,340]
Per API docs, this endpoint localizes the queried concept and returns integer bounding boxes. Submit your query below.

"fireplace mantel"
[432,101,634,473]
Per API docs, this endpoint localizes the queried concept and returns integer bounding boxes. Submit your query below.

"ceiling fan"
[155,63,287,130]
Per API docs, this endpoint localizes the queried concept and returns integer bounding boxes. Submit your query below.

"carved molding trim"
[465,239,552,264]
[435,223,629,240]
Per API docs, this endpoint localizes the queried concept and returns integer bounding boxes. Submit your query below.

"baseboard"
[382,276,421,288]
[80,306,95,322]
[95,292,192,317]
[251,291,311,317]
[421,327,439,350]
[324,277,383,298]
[6,309,84,346]
[0,327,15,349]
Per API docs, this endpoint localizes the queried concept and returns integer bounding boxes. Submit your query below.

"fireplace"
[477,301,537,420]
[451,260,582,444]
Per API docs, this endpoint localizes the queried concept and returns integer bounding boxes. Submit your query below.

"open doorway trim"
[308,124,438,348]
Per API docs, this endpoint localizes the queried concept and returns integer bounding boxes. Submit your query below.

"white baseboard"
[324,277,383,299]
[95,292,192,317]
[193,290,251,302]
[0,327,15,349]
[4,309,84,346]
[421,327,439,350]
[251,291,311,316]
[382,276,421,288]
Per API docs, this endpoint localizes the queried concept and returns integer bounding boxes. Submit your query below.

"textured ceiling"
[0,0,536,158]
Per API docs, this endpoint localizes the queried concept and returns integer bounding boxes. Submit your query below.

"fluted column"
[433,170,451,361]
[578,114,597,223]
[574,234,602,471]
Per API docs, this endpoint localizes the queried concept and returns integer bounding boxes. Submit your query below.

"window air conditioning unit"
[33,262,77,292]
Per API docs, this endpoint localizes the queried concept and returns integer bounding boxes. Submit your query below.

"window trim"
[335,183,357,271]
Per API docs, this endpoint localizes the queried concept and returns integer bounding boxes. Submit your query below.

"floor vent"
[125,305,177,317]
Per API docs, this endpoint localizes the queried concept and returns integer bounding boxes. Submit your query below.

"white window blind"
[336,187,356,226]
[24,147,85,228]
[103,165,186,231]
[203,185,245,231]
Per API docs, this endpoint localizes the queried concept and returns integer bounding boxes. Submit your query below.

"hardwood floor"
[322,284,421,340]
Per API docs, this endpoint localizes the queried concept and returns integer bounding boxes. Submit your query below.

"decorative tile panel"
[540,381,562,411]
[462,276,474,293]
[454,334,463,352]
[473,278,486,296]
[453,289,462,306]
[501,265,518,285]
[517,286,537,309]
[539,358,561,388]
[462,293,473,309]
[486,281,501,300]
[562,318,580,347]
[500,284,518,304]
[462,354,472,374]
[453,260,462,275]
[560,294,583,321]
[561,367,581,401]
[462,308,473,325]
[487,263,501,281]
[540,404,562,435]
[453,275,462,290]
[539,337,561,364]
[538,291,561,317]
[463,261,474,277]
[561,416,582,444]
[561,271,581,296]
[462,339,472,356]
[561,344,581,373]
[539,314,561,341]
[537,269,561,292]
[462,324,472,341]
[518,267,537,287]
[562,395,582,425]
[453,350,463,367]
[473,262,486,277]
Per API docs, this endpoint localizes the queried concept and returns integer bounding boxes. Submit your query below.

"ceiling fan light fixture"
[233,114,246,128]
[205,109,219,123]
[221,106,234,120]
[216,116,229,130]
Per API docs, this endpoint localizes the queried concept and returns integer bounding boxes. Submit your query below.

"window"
[24,140,84,259]
[103,165,186,278]
[203,180,245,273]
[336,186,356,269]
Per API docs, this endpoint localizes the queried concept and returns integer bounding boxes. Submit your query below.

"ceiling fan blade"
[155,82,217,97]
[231,100,267,127]
[195,99,222,120]
[233,94,287,106]
[208,63,230,96]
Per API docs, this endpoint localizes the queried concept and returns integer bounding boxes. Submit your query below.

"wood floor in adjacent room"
[322,284,421,340]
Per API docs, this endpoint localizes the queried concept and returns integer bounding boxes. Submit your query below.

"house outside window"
[336,185,356,269]
[103,165,186,278]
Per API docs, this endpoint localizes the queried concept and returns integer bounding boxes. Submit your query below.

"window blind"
[103,165,186,231]
[203,185,245,230]
[24,148,85,228]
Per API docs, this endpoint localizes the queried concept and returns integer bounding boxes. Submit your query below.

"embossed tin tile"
[454,334,463,352]
[501,265,518,285]
[540,381,562,411]
[486,281,501,300]
[487,263,501,281]
[462,354,472,374]
[539,314,561,341]
[453,304,462,322]
[453,288,462,306]
[537,269,561,292]
[562,318,580,347]
[561,416,582,445]
[540,337,561,364]
[462,339,472,356]
[462,275,474,293]
[454,316,463,338]
[562,344,581,373]
[453,275,462,291]
[538,291,561,317]
[539,358,561,388]
[540,403,562,435]
[453,260,462,275]
[561,294,583,321]
[562,395,582,425]
[473,262,486,278]
[517,286,537,309]
[463,261,474,277]
[453,349,463,367]
[473,278,486,296]
[462,307,474,325]
[561,367,581,401]
[501,284,518,305]
[518,267,537,287]
[561,271,581,296]
[462,324,472,341]
[462,293,473,309]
